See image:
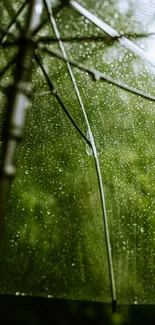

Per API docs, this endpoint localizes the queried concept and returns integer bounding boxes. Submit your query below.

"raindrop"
[86,131,93,156]
[86,143,93,156]
[140,44,146,50]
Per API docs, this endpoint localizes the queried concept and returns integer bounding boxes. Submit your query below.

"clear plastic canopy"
[0,0,155,306]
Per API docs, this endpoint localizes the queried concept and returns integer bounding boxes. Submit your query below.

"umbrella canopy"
[0,0,155,307]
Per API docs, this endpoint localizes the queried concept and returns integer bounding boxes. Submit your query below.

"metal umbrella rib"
[70,0,155,70]
[36,32,155,43]
[0,0,29,43]
[39,43,155,102]
[43,0,116,310]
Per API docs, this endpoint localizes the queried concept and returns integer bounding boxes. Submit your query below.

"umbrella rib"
[69,0,155,70]
[34,53,91,146]
[0,0,28,39]
[36,30,155,66]
[0,41,18,47]
[0,54,17,79]
[32,1,68,36]
[39,44,155,102]
[2,0,22,32]
[0,27,19,42]
[32,17,48,36]
[55,93,91,146]
[0,0,28,44]
[37,32,155,43]
[44,0,117,309]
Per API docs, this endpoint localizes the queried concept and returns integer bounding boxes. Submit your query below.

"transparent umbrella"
[0,0,155,309]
